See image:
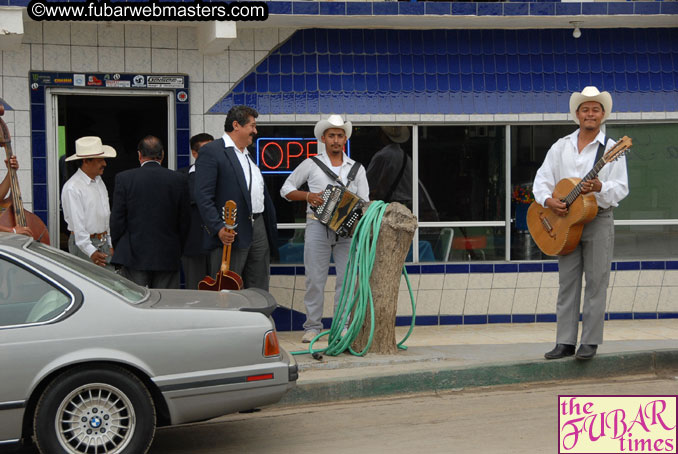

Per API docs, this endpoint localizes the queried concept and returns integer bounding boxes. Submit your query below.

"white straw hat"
[569,86,613,125]
[314,115,352,141]
[66,136,117,162]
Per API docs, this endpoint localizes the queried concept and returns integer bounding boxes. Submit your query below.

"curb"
[279,349,678,406]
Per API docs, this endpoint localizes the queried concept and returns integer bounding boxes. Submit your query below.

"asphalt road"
[149,375,678,454]
[9,375,677,454]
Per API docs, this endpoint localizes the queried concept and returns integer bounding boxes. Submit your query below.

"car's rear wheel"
[34,366,156,454]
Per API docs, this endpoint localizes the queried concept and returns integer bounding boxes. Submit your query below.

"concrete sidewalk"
[277,319,678,406]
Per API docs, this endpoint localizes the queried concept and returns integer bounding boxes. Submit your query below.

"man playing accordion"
[280,115,369,343]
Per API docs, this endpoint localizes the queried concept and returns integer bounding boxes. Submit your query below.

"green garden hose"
[291,201,417,357]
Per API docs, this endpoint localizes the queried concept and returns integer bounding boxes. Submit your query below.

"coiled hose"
[291,201,416,357]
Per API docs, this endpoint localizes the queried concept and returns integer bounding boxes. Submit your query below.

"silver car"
[0,234,297,453]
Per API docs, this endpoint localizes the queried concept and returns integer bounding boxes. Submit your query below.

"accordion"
[312,184,365,237]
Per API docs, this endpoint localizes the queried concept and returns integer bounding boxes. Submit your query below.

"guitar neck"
[220,241,232,273]
[562,156,607,207]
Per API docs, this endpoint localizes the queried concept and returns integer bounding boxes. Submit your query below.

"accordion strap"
[311,156,362,188]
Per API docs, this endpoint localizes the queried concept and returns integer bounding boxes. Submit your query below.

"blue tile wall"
[210,28,678,115]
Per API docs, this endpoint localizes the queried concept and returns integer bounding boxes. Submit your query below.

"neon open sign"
[255,138,351,174]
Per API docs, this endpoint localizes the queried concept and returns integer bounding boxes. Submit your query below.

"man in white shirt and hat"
[61,136,116,268]
[533,86,629,361]
[280,115,369,343]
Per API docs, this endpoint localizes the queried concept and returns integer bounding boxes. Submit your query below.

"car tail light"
[264,330,280,357]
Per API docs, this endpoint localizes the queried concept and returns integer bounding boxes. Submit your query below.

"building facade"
[0,1,677,330]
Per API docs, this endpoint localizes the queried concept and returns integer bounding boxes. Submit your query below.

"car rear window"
[27,242,148,303]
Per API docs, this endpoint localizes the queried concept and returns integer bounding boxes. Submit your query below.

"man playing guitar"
[533,86,629,361]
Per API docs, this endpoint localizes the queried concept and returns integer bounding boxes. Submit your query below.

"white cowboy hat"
[314,115,352,141]
[381,126,410,144]
[66,136,117,162]
[569,86,613,125]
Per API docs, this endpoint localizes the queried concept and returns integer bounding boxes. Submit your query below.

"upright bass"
[0,105,50,244]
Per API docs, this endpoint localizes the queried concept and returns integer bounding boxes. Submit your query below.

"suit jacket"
[111,161,190,271]
[178,166,208,256]
[194,139,278,255]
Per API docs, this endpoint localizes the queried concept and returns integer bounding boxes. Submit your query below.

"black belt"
[251,212,262,220]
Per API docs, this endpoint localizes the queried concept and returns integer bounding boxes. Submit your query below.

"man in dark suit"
[180,133,213,289]
[194,105,278,291]
[111,135,190,289]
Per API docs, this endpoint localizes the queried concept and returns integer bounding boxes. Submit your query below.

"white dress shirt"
[222,133,265,214]
[533,129,629,210]
[280,151,370,214]
[61,168,112,257]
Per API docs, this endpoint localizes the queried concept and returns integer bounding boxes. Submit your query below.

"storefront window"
[260,121,678,264]
[418,126,505,222]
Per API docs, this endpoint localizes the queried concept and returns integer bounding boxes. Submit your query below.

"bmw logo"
[90,416,102,428]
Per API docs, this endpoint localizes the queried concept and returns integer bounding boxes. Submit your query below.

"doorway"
[51,93,171,251]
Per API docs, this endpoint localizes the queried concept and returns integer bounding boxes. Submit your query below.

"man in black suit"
[111,136,190,289]
[194,105,278,291]
[180,133,213,289]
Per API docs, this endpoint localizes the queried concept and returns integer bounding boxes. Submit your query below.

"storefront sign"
[255,137,350,174]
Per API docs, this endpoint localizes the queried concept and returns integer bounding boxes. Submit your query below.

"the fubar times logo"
[559,395,677,453]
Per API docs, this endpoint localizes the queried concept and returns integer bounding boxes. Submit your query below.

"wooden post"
[352,202,417,354]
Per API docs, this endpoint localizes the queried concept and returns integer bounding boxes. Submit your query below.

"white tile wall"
[151,26,177,49]
[417,289,442,315]
[440,289,465,314]
[638,270,664,287]
[125,47,151,72]
[23,20,43,44]
[608,287,636,312]
[229,50,255,83]
[514,287,540,313]
[633,287,660,312]
[614,270,640,287]
[658,286,678,312]
[43,45,71,71]
[178,50,203,82]
[254,28,280,52]
[3,44,31,77]
[419,274,443,290]
[71,23,98,47]
[464,289,490,315]
[3,76,29,110]
[43,22,70,45]
[491,272,517,289]
[125,24,151,48]
[14,110,30,138]
[30,44,43,71]
[488,288,514,313]
[177,27,199,50]
[98,47,124,73]
[151,48,178,73]
[71,46,98,72]
[663,270,678,286]
[98,23,125,47]
[467,273,492,289]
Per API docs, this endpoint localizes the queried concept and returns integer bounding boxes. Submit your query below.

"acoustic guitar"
[0,105,50,244]
[198,200,243,291]
[527,136,632,257]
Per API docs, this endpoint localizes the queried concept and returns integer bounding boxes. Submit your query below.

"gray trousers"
[118,267,180,289]
[208,214,270,291]
[556,209,614,346]
[68,233,114,271]
[181,254,210,290]
[302,218,352,332]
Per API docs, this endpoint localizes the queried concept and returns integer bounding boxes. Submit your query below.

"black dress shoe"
[575,344,598,360]
[544,344,576,360]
